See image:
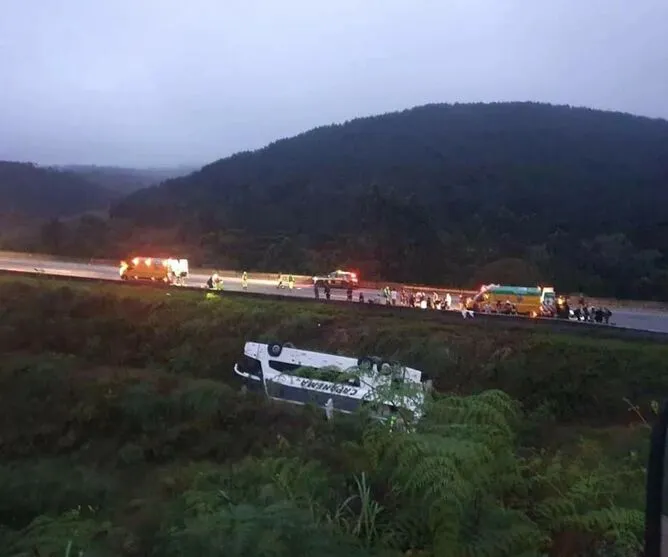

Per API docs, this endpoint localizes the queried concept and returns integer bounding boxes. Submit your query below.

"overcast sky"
[1,0,666,167]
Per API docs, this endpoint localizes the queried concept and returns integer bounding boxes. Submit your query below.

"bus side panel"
[265,380,362,414]
[486,293,541,315]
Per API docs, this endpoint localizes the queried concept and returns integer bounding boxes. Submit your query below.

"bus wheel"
[283,342,295,349]
[268,343,283,357]
[357,356,374,370]
[379,361,393,375]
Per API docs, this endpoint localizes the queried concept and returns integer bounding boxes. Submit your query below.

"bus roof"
[486,285,542,296]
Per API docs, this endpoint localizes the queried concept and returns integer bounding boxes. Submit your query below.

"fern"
[520,440,645,553]
[154,499,386,557]
[360,390,544,556]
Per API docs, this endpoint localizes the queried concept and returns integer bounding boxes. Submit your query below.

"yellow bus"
[466,284,556,317]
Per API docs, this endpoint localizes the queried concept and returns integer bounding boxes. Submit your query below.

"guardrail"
[0,268,666,344]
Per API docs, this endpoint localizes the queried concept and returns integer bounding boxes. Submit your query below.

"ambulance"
[119,257,189,286]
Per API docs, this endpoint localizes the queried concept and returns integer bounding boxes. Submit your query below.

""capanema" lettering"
[300,378,358,396]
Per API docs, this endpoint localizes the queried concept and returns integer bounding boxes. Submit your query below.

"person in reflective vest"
[388,414,398,431]
[206,272,223,290]
[241,271,248,290]
[288,274,295,289]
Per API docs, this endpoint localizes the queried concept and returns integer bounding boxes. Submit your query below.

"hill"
[59,164,199,195]
[108,102,667,300]
[0,161,117,221]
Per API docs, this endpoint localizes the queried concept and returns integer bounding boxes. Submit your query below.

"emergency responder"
[206,272,223,290]
[346,286,353,301]
[314,284,320,299]
[383,286,391,305]
[241,271,248,290]
[288,274,295,290]
[277,273,283,289]
[556,296,569,319]
[325,284,331,300]
[388,414,398,432]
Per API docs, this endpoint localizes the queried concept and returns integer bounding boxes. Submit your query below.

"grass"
[0,274,665,423]
[0,274,662,556]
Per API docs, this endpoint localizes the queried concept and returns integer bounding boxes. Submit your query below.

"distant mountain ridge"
[55,164,200,195]
[0,161,117,220]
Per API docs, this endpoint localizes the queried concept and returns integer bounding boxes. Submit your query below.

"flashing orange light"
[145,258,152,266]
[132,257,140,266]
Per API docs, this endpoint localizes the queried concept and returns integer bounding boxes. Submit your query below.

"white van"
[233,341,431,423]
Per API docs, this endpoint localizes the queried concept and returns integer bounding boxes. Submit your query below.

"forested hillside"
[107,102,668,300]
[0,161,117,220]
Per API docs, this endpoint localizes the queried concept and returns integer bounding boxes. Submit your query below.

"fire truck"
[119,257,189,286]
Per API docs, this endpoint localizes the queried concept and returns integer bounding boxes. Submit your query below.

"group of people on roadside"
[312,283,458,312]
[573,298,613,324]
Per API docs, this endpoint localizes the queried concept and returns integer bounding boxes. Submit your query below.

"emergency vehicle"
[119,257,189,286]
[465,284,557,317]
[233,341,430,424]
[312,270,359,289]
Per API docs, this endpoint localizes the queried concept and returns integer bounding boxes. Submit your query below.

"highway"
[1,254,668,334]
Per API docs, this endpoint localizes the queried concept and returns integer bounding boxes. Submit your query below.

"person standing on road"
[346,286,353,301]
[288,274,295,290]
[325,284,331,300]
[314,284,320,299]
[241,271,248,290]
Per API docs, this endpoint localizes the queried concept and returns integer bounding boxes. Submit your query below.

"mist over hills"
[109,102,668,299]
[58,164,199,196]
[0,161,117,220]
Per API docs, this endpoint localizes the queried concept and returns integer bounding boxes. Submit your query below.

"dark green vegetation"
[0,275,664,556]
[106,102,668,300]
[0,161,117,220]
[0,163,198,257]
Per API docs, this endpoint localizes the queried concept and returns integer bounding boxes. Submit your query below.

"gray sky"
[1,0,667,167]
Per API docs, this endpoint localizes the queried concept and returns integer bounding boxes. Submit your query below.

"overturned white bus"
[233,341,431,424]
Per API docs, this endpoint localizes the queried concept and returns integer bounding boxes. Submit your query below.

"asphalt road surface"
[1,254,668,334]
